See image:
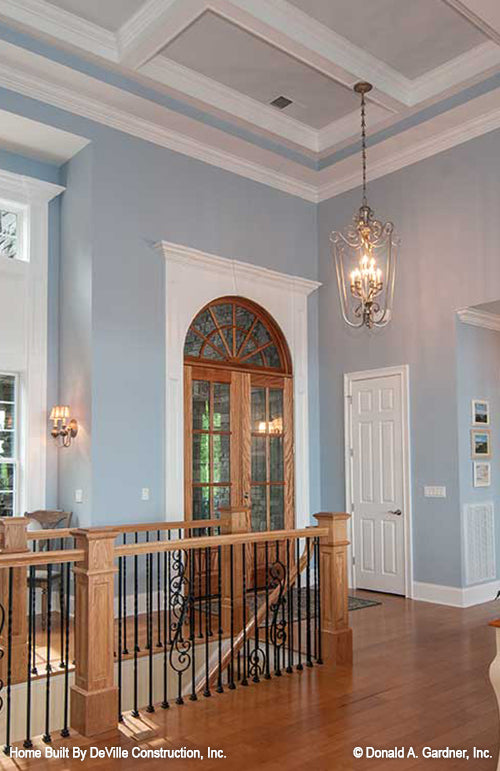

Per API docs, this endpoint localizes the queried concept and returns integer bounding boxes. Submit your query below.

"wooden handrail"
[196,539,311,693]
[0,548,85,568]
[25,518,226,542]
[114,527,329,558]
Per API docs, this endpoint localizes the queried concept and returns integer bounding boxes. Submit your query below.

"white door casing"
[345,366,412,596]
[155,241,321,529]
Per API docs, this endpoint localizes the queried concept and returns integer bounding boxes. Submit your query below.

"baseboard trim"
[413,580,498,608]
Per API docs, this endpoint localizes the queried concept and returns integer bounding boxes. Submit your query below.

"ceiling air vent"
[270,95,293,110]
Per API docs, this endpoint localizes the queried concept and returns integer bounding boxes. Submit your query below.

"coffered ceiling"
[0,0,500,200]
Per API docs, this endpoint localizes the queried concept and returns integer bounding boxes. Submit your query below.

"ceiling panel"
[44,0,145,32]
[0,109,88,163]
[288,0,487,78]
[160,11,359,129]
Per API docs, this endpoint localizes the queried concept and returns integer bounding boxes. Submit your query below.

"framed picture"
[472,399,490,426]
[473,461,491,487]
[471,429,491,458]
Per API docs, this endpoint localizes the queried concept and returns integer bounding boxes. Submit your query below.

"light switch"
[75,489,83,504]
[141,488,150,501]
[424,486,446,498]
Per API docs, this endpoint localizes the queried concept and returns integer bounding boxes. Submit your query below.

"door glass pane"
[251,388,266,432]
[269,389,283,431]
[265,345,281,369]
[270,486,284,530]
[213,303,232,327]
[251,436,266,482]
[192,381,210,430]
[202,343,224,361]
[0,402,14,431]
[192,486,210,520]
[0,376,14,402]
[235,306,254,331]
[184,329,203,358]
[213,486,230,516]
[193,309,216,337]
[213,383,230,431]
[270,436,283,482]
[192,434,209,483]
[251,486,267,531]
[213,434,230,483]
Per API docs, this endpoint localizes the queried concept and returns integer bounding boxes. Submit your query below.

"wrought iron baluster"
[145,532,150,650]
[59,538,65,668]
[241,544,248,686]
[216,545,223,693]
[123,533,129,654]
[3,567,13,755]
[264,541,270,680]
[167,531,172,645]
[207,544,213,637]
[42,563,52,743]
[203,546,211,697]
[228,545,235,689]
[169,549,191,705]
[162,549,169,709]
[118,556,123,722]
[132,534,139,718]
[296,538,303,671]
[250,541,261,684]
[197,549,203,639]
[189,552,197,701]
[157,530,162,647]
[146,552,155,713]
[24,565,34,748]
[269,541,287,677]
[286,539,293,674]
[31,553,37,674]
[61,562,71,737]
[306,538,312,668]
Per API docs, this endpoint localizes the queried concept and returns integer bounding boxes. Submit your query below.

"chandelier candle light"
[330,82,399,329]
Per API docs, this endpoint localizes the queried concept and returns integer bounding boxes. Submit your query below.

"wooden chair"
[24,510,72,630]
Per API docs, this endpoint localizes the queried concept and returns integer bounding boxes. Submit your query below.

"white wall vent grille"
[464,502,496,585]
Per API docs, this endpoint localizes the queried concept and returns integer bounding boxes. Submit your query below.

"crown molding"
[457,307,500,332]
[317,94,500,202]
[141,55,319,151]
[0,167,64,203]
[410,41,500,104]
[0,0,118,61]
[155,240,322,295]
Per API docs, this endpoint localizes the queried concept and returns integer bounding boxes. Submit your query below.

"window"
[0,374,18,516]
[0,202,27,262]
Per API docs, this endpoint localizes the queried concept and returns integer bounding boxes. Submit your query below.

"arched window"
[184,297,294,538]
[184,297,291,374]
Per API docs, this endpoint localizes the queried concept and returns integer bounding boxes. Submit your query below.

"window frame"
[0,372,20,516]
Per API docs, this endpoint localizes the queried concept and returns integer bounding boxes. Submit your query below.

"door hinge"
[346,394,353,404]
[351,503,354,513]
[349,448,354,458]
[352,556,356,566]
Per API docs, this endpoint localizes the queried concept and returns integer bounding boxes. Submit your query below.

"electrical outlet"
[141,487,150,501]
[424,486,446,498]
[75,489,83,504]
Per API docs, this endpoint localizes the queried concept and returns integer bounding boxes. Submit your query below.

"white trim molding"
[0,170,64,512]
[155,240,320,526]
[413,579,498,607]
[457,307,500,331]
[344,364,413,599]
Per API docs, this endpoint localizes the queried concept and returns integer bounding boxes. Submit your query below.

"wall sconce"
[49,405,78,448]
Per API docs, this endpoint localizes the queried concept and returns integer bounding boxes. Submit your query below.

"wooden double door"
[184,364,294,539]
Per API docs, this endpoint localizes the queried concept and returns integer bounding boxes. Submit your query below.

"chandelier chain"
[360,90,367,207]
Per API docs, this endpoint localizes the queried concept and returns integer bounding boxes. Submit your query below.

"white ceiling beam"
[118,0,205,69]
[0,0,118,60]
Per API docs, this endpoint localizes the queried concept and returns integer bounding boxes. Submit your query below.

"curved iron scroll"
[0,599,4,713]
[168,550,192,677]
[269,559,287,651]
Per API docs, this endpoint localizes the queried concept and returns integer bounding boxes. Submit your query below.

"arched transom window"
[184,296,291,374]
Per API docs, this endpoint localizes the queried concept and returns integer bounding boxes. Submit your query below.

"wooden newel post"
[0,517,29,684]
[70,528,119,737]
[220,507,250,631]
[313,513,353,667]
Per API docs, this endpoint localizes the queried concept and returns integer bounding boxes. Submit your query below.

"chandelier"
[330,82,399,329]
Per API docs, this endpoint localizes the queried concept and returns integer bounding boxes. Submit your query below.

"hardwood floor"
[2,591,500,770]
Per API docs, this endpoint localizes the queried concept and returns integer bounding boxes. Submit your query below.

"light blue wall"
[0,86,318,526]
[318,129,500,588]
[456,320,500,583]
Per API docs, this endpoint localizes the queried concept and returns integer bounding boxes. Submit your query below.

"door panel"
[351,373,405,595]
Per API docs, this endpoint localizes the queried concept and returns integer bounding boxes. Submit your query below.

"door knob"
[388,509,402,516]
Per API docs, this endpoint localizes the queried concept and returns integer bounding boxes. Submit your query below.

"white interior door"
[349,371,406,595]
